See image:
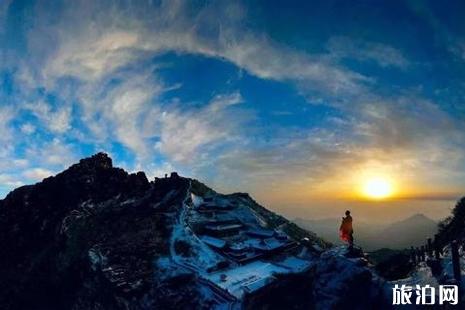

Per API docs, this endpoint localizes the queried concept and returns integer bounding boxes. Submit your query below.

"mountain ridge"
[1,153,349,309]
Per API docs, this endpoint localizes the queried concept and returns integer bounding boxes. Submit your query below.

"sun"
[362,177,393,199]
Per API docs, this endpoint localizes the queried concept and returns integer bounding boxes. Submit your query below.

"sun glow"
[362,177,394,199]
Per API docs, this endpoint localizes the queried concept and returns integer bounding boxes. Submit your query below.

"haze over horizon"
[1,0,465,224]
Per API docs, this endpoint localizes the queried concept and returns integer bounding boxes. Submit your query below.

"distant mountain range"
[294,213,438,251]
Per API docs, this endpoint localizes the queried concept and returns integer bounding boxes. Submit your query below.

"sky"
[1,0,465,223]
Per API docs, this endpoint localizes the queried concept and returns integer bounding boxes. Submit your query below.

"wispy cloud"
[22,167,54,181]
[20,123,36,135]
[0,174,23,188]
[25,101,72,134]
[449,39,465,61]
[327,36,410,69]
[155,92,246,163]
[0,106,15,142]
[25,1,370,99]
[0,0,464,217]
[24,138,77,168]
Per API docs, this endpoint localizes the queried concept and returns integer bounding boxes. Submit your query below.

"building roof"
[200,235,227,249]
[229,242,248,251]
[246,228,275,238]
[205,223,242,231]
[274,256,312,273]
[204,261,287,299]
[243,237,285,251]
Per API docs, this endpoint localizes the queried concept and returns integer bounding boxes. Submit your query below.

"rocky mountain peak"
[78,152,113,169]
[62,152,113,177]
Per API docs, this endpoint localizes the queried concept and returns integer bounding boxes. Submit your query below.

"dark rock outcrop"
[0,153,192,309]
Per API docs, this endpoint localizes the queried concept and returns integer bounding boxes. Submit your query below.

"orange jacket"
[339,215,353,242]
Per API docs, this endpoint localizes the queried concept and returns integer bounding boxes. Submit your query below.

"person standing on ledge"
[340,210,354,249]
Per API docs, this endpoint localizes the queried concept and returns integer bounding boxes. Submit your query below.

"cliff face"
[0,153,387,310]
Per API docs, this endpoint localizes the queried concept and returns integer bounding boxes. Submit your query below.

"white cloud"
[0,106,15,142]
[155,92,245,163]
[208,92,243,111]
[25,1,370,100]
[109,87,153,154]
[449,39,465,61]
[0,173,23,188]
[45,31,141,81]
[327,36,409,69]
[9,0,373,170]
[3,0,373,169]
[12,159,29,168]
[26,101,72,134]
[76,69,164,156]
[22,168,54,181]
[20,123,36,135]
[25,138,77,167]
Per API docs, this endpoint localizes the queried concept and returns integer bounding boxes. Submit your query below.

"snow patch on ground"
[168,181,224,272]
[389,262,439,288]
[191,193,203,208]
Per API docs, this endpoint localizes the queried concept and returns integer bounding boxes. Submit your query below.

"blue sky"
[1,0,465,221]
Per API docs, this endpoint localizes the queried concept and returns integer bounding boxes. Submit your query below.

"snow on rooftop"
[206,223,242,231]
[242,237,286,251]
[246,228,275,238]
[243,277,270,294]
[205,261,288,299]
[274,256,312,273]
[201,236,227,249]
[229,242,248,251]
[264,238,285,250]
